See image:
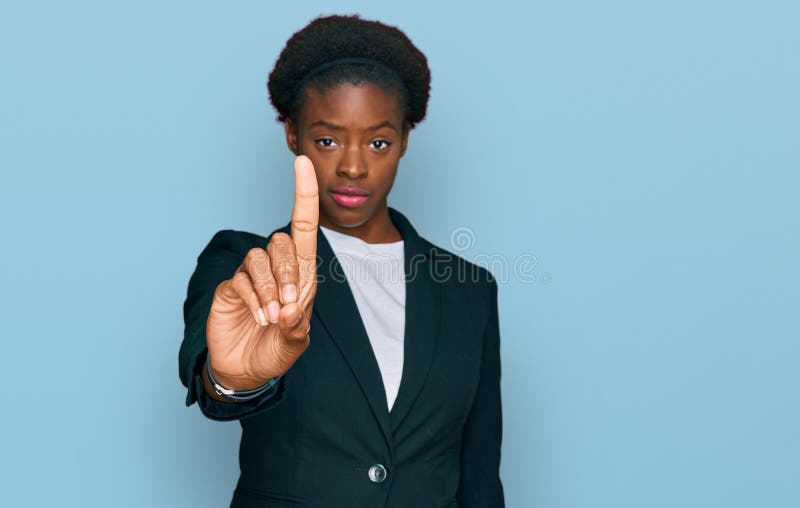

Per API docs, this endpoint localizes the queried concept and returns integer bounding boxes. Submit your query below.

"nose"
[336,144,368,180]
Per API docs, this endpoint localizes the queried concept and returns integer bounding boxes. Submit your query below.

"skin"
[285,83,409,244]
[202,82,410,400]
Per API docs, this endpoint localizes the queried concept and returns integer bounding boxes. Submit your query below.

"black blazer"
[179,207,504,508]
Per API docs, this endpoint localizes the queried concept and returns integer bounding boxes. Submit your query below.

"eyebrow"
[308,120,398,132]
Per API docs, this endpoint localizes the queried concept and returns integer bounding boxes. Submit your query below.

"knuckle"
[278,258,297,279]
[281,319,306,340]
[245,247,266,262]
[254,273,276,290]
[213,280,237,303]
[232,271,249,284]
[291,217,317,233]
[244,248,267,270]
[213,279,229,296]
[297,256,314,273]
[252,259,272,281]
[268,233,293,253]
[287,329,306,341]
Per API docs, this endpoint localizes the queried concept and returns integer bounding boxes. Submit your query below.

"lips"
[330,186,370,208]
[331,186,369,196]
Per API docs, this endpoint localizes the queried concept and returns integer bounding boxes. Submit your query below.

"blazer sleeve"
[457,278,505,507]
[178,230,287,422]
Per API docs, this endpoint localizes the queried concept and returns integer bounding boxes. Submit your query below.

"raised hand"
[205,155,319,392]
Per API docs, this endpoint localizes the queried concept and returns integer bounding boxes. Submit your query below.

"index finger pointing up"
[291,155,319,259]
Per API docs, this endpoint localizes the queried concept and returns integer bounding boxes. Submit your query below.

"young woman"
[179,15,504,508]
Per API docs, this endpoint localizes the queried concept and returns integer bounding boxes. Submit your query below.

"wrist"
[201,358,233,403]
[211,368,271,392]
[204,352,280,402]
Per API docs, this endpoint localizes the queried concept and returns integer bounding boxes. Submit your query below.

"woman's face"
[285,83,408,235]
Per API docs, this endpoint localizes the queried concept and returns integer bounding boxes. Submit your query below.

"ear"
[399,125,410,158]
[284,119,299,155]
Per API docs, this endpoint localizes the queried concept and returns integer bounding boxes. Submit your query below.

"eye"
[370,139,392,150]
[315,138,338,148]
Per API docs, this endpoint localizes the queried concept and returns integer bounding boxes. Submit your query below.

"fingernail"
[256,308,268,326]
[267,301,280,323]
[289,314,301,327]
[282,283,297,303]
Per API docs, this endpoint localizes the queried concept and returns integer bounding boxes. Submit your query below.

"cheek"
[376,158,397,176]
[314,169,335,192]
[373,163,400,193]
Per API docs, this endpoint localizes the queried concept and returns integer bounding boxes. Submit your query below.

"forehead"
[298,83,404,128]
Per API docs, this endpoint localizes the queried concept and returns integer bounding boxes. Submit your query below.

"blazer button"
[368,464,388,483]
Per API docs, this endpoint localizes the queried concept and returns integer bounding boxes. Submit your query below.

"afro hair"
[267,15,431,129]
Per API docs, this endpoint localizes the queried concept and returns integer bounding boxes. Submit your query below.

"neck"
[320,206,402,244]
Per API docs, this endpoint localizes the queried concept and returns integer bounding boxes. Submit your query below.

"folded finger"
[267,232,299,305]
[278,303,309,341]
[230,271,268,326]
[242,247,280,324]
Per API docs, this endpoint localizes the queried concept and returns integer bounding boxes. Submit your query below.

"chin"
[331,214,370,229]
[321,205,369,229]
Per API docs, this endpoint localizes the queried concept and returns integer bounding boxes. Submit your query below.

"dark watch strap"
[205,351,282,402]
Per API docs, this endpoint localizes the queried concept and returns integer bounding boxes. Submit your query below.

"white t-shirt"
[319,225,405,411]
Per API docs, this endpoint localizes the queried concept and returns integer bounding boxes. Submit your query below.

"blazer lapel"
[303,207,442,450]
[386,208,442,432]
[312,226,395,451]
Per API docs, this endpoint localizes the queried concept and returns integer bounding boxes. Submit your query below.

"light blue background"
[1,1,798,507]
